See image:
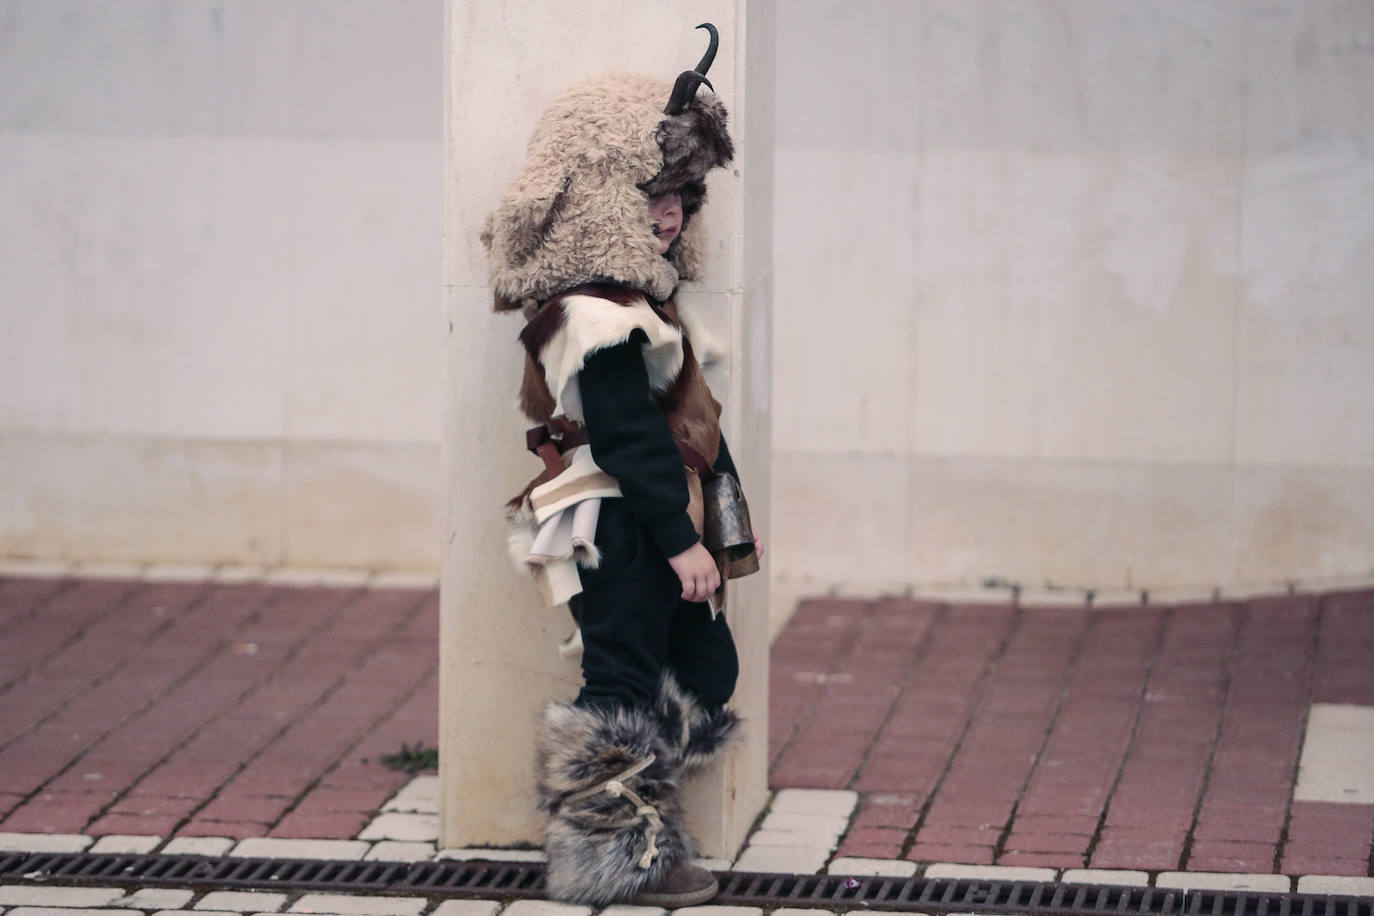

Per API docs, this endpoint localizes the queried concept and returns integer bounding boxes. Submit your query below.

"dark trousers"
[569,498,739,713]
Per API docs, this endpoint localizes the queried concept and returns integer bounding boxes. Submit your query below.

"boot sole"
[632,878,720,908]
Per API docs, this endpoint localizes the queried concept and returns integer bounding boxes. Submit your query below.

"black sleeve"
[579,329,700,557]
[713,432,740,483]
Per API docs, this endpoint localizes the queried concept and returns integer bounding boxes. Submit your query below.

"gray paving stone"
[89,834,163,854]
[499,902,593,916]
[162,837,234,856]
[7,909,122,916]
[380,776,439,814]
[1294,704,1374,804]
[600,906,667,916]
[744,829,838,850]
[435,848,545,862]
[1061,869,1150,887]
[230,838,369,860]
[357,812,438,842]
[732,845,830,875]
[111,888,196,908]
[1155,873,1291,893]
[672,907,763,916]
[288,894,427,915]
[768,790,858,818]
[827,857,917,877]
[0,886,125,906]
[756,813,851,836]
[363,841,435,862]
[196,891,289,911]
[923,864,1057,883]
[429,902,503,916]
[0,833,93,853]
[1296,875,1374,895]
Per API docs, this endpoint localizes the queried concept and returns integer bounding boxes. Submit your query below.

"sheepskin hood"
[482,69,734,311]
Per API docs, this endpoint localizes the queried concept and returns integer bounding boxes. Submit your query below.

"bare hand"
[753,528,764,561]
[668,542,721,603]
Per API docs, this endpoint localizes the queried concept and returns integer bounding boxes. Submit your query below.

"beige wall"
[770,0,1374,594]
[2,1,1371,592]
[0,0,443,570]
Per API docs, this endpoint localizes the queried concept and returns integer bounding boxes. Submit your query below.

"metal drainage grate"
[0,852,1370,915]
[717,873,1371,915]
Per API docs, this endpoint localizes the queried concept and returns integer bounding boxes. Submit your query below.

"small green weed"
[380,741,439,774]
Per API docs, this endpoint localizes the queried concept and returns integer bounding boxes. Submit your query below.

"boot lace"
[565,754,665,869]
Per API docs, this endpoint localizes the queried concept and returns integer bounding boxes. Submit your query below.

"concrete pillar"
[440,1,775,857]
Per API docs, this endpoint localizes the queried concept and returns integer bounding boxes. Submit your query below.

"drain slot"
[0,853,1369,915]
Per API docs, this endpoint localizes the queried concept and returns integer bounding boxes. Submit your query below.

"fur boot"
[653,673,741,777]
[534,701,694,904]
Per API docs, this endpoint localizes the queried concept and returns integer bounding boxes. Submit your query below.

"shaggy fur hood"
[482,71,734,311]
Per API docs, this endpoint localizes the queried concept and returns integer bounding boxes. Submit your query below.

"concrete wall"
[0,0,443,570]
[3,0,1372,594]
[770,0,1374,595]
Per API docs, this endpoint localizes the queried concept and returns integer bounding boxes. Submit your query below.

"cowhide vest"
[510,283,724,514]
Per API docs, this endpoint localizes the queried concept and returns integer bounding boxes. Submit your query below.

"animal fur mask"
[482,70,734,311]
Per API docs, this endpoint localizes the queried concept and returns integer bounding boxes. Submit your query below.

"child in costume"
[481,24,760,909]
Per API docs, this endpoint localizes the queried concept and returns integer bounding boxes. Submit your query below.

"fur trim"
[482,72,733,309]
[673,298,724,367]
[654,673,741,777]
[540,294,684,422]
[642,94,734,200]
[506,499,597,608]
[535,701,693,904]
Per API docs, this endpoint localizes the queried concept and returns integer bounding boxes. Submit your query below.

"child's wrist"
[649,513,700,558]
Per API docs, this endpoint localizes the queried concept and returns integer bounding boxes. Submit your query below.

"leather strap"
[526,424,592,477]
[677,440,716,480]
[527,423,711,481]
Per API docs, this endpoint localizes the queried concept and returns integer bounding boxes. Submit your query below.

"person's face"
[648,192,683,255]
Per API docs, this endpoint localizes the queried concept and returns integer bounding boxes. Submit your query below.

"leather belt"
[526,424,591,477]
[526,423,715,481]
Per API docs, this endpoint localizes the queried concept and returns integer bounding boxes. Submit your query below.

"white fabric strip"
[518,445,622,606]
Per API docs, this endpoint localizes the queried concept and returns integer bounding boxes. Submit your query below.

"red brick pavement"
[773,589,1374,877]
[2,574,1372,880]
[0,577,438,839]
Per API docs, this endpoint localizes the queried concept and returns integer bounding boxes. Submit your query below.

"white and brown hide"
[509,284,724,532]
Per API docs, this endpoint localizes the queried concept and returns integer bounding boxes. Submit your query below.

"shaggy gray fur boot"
[653,673,741,776]
[533,678,742,905]
[534,700,694,905]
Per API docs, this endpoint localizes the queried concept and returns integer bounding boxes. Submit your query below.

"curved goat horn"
[693,23,719,76]
[664,23,719,115]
